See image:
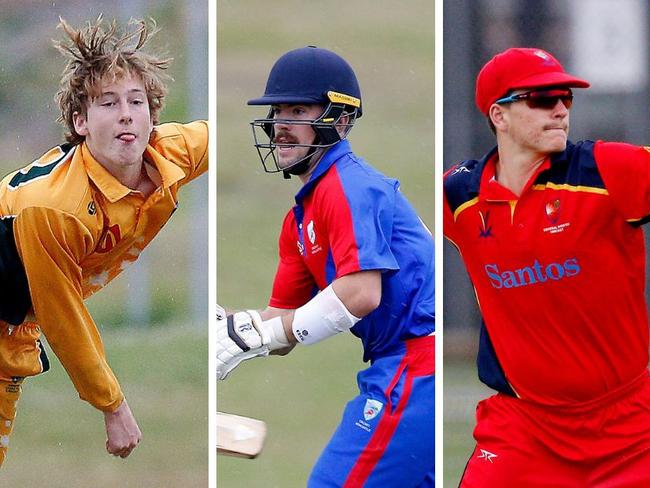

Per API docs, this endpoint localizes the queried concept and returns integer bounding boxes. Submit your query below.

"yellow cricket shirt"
[0,121,208,412]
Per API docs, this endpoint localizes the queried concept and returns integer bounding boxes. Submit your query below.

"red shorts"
[460,372,650,488]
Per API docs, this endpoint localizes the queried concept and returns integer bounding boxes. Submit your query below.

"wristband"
[261,315,291,350]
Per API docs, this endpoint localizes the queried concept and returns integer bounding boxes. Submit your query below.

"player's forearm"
[15,208,124,412]
[218,274,381,378]
[30,274,124,410]
[31,294,124,411]
[260,271,381,345]
[35,305,125,412]
[260,306,297,345]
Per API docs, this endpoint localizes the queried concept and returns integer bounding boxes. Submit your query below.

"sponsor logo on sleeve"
[451,166,470,175]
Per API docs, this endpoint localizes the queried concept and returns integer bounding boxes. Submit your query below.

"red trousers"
[460,372,650,488]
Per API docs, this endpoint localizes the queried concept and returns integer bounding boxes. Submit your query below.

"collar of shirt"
[81,142,186,203]
[294,139,353,204]
[469,144,574,202]
[479,152,551,202]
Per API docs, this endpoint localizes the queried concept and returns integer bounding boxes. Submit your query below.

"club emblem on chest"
[545,199,561,224]
[307,220,316,244]
[304,220,322,255]
[542,198,571,234]
[96,224,122,253]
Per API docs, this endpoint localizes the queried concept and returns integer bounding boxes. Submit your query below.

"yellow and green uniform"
[0,121,207,463]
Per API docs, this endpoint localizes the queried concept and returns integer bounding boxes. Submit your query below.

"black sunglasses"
[495,88,574,110]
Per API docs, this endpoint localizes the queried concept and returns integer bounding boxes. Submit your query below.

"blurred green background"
[2,327,208,486]
[217,1,434,486]
[443,333,493,486]
[0,1,208,485]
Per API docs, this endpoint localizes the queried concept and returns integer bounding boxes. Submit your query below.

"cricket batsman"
[216,46,435,487]
[444,47,650,486]
[0,17,207,465]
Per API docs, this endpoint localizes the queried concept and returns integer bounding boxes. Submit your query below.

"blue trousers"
[308,336,435,487]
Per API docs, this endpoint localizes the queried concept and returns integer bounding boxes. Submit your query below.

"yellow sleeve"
[154,120,209,186]
[14,206,124,412]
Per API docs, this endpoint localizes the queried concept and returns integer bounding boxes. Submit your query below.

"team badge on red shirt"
[307,220,316,244]
[545,199,561,223]
[306,220,322,254]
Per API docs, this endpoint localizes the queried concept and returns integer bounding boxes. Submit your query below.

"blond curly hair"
[54,16,172,145]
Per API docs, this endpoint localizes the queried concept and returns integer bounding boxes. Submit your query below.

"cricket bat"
[217,412,267,458]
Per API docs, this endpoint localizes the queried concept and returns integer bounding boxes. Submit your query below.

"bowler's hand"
[104,399,142,458]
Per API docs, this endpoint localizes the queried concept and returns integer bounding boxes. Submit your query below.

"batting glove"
[216,310,289,380]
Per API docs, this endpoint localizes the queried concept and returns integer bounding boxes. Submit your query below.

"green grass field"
[443,357,492,486]
[0,325,208,487]
[217,0,434,485]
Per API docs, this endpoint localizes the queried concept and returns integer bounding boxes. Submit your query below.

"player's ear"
[489,104,508,132]
[335,114,349,137]
[73,111,89,137]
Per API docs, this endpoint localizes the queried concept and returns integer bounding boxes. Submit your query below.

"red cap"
[475,48,590,115]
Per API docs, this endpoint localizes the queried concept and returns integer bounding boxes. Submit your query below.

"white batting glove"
[216,304,226,321]
[216,310,290,380]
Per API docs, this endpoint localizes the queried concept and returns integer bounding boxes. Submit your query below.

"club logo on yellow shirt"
[96,224,121,253]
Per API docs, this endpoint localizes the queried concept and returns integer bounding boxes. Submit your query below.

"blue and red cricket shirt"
[270,139,435,362]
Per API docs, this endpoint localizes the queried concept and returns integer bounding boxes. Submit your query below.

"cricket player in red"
[217,46,435,487]
[0,18,207,465]
[444,47,650,487]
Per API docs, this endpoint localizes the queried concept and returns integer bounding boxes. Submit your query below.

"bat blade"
[217,412,267,458]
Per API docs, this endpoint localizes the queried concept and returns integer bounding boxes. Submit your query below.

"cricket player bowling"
[0,17,207,465]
